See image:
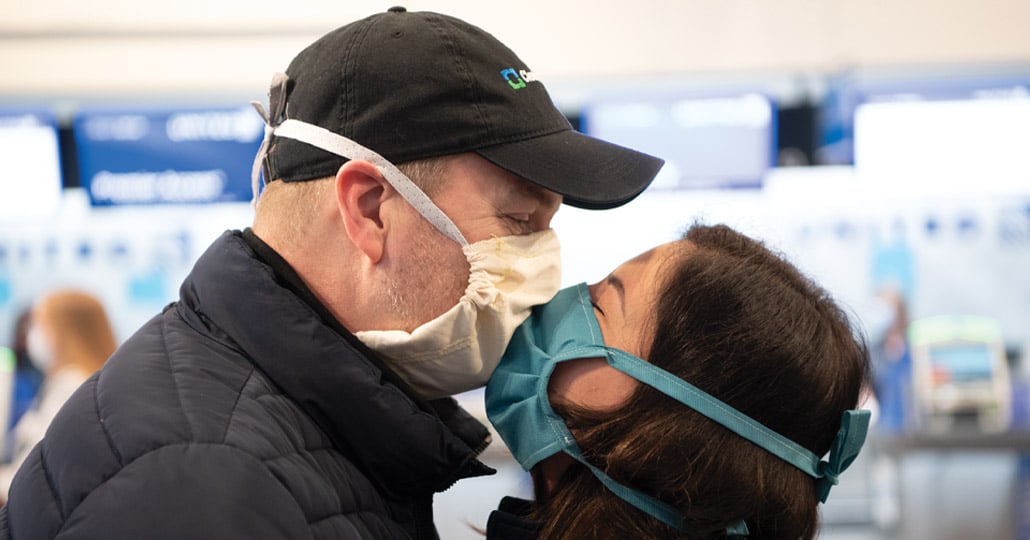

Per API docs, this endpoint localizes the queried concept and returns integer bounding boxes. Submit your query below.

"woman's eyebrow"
[608,274,626,313]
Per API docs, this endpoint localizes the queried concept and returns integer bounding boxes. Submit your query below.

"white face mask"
[26,324,54,373]
[252,94,562,398]
[357,229,560,398]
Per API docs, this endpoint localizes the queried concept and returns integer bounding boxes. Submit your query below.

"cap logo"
[500,68,537,90]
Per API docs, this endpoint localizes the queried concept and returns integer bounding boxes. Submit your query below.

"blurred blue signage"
[582,91,776,190]
[0,107,57,130]
[818,73,1030,165]
[74,106,263,206]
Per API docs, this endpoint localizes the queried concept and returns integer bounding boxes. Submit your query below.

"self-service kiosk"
[910,315,1011,433]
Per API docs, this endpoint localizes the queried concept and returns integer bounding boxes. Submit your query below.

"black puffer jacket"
[0,230,493,539]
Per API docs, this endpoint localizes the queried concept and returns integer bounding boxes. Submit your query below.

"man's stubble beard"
[384,219,470,333]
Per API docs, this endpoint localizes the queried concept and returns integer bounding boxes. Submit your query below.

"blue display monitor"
[0,107,63,220]
[928,343,996,383]
[817,72,1030,165]
[581,91,777,190]
[74,105,264,206]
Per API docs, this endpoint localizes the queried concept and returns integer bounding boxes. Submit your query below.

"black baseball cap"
[264,6,664,209]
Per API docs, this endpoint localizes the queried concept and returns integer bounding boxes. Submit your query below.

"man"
[0,8,662,539]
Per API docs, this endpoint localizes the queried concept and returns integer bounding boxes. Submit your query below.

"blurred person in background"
[0,290,116,498]
[859,287,911,434]
[6,309,44,438]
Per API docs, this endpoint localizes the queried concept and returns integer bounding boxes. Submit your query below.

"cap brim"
[475,130,664,210]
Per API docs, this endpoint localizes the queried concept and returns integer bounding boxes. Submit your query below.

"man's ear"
[336,160,389,264]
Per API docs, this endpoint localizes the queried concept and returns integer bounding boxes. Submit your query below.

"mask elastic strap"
[250,72,290,208]
[548,342,749,536]
[249,73,467,246]
[603,348,871,503]
[563,442,687,531]
[568,449,750,536]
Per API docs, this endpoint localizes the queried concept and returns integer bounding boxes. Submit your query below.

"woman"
[0,290,117,496]
[486,224,871,539]
[7,309,44,433]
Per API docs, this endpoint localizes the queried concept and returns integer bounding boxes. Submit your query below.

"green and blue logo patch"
[500,68,537,90]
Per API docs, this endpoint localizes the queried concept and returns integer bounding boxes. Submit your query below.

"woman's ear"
[336,160,389,264]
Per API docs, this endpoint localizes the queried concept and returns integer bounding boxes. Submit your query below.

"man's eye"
[591,302,605,316]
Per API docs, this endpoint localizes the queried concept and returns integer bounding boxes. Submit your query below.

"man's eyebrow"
[608,274,626,313]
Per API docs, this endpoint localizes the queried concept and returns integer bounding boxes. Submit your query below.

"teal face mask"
[485,283,871,535]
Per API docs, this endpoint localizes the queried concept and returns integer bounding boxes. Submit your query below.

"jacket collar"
[486,497,539,540]
[178,230,493,498]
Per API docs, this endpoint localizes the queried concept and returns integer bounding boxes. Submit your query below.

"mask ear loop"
[563,442,749,536]
[250,72,290,208]
[568,347,870,536]
[271,119,468,246]
[540,338,749,533]
[603,348,872,503]
[247,72,467,246]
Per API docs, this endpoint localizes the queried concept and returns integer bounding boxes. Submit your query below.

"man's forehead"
[442,153,558,204]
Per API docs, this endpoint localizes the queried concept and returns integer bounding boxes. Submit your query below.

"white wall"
[1,0,1029,104]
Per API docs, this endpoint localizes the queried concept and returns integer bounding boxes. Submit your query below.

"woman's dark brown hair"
[531,224,871,539]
